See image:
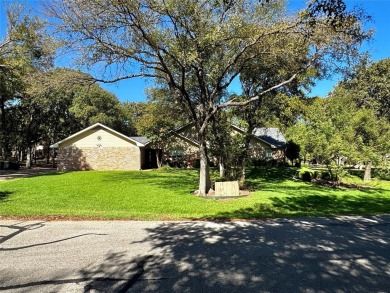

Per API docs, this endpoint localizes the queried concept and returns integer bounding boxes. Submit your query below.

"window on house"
[265,149,273,159]
[169,149,184,157]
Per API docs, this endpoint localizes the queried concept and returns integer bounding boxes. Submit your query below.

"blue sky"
[1,0,389,102]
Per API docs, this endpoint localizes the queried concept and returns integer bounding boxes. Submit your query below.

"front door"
[144,149,160,169]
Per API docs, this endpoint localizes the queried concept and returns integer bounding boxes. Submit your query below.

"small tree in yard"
[286,141,301,166]
[48,0,370,195]
[287,92,390,183]
[332,58,390,181]
[135,88,187,168]
[351,108,389,182]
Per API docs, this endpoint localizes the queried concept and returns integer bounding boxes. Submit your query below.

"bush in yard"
[301,171,313,181]
[320,171,332,181]
[296,168,315,182]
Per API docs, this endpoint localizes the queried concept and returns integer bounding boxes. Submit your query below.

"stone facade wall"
[272,149,285,161]
[164,136,199,168]
[56,146,141,171]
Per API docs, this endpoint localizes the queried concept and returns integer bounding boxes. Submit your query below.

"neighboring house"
[167,123,287,166]
[50,123,158,171]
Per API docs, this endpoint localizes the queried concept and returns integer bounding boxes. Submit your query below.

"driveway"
[0,168,57,181]
[1,216,390,292]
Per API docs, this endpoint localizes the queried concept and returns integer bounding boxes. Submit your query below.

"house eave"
[50,123,146,148]
[230,125,276,148]
[171,132,199,147]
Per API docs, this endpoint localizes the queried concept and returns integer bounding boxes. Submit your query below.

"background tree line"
[286,58,390,182]
[0,3,186,166]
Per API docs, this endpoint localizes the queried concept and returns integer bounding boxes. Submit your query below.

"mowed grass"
[1,167,390,220]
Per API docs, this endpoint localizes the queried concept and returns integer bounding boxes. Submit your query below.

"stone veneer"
[56,146,141,171]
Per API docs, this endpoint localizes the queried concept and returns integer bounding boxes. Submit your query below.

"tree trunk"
[238,123,255,184]
[219,157,226,179]
[51,148,56,168]
[46,141,51,164]
[198,139,211,196]
[364,161,372,182]
[240,157,246,183]
[156,149,162,168]
[46,150,51,164]
[33,145,37,165]
[26,148,32,169]
[0,95,5,160]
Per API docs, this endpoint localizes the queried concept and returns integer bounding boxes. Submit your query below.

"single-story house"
[51,122,287,171]
[167,123,287,166]
[50,123,158,171]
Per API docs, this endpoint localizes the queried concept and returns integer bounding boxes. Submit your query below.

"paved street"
[1,216,390,292]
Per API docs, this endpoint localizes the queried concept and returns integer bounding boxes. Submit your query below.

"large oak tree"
[48,0,369,195]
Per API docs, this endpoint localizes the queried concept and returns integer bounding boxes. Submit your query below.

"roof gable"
[50,123,147,148]
[252,128,287,148]
[170,123,199,147]
[129,136,150,145]
[172,123,286,149]
[230,125,286,148]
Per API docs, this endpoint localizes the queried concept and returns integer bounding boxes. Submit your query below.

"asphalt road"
[1,216,390,292]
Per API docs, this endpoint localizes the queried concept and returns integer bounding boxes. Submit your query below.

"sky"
[1,0,389,102]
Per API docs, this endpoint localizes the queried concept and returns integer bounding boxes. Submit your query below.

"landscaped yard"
[1,167,390,220]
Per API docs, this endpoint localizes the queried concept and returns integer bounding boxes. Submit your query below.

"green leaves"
[287,58,390,174]
[0,3,57,158]
[342,58,390,121]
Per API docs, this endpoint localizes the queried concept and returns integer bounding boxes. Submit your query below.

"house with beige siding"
[51,122,287,171]
[166,123,287,167]
[50,123,157,171]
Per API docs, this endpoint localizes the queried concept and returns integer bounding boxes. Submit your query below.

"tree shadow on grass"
[100,171,199,194]
[207,192,390,219]
[101,169,198,181]
[101,167,297,195]
[79,218,390,292]
[269,194,390,216]
[247,167,297,183]
[0,191,13,201]
[260,180,390,196]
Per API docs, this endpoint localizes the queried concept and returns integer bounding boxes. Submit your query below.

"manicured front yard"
[1,168,390,220]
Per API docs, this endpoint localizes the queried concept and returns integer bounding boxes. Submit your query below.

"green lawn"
[1,167,390,220]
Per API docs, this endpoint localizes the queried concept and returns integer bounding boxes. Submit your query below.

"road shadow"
[0,222,45,245]
[79,217,390,292]
[0,222,107,251]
